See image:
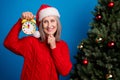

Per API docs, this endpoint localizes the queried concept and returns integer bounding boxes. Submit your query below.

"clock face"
[22,21,36,34]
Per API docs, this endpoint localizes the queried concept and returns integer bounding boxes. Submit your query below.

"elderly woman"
[4,4,72,80]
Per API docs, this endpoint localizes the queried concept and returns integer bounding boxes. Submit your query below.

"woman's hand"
[21,11,34,20]
[48,35,56,49]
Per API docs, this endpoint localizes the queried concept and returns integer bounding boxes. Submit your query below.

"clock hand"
[28,24,30,28]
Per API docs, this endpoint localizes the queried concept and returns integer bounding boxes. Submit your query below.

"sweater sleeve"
[51,41,72,76]
[4,18,30,57]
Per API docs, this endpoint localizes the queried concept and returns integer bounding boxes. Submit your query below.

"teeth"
[49,26,54,28]
[47,26,54,31]
[47,28,53,31]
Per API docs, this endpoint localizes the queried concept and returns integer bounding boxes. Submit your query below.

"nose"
[47,21,52,28]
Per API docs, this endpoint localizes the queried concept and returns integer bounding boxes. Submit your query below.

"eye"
[51,19,55,23]
[43,20,48,23]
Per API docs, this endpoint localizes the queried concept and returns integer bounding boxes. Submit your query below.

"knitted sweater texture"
[4,19,72,80]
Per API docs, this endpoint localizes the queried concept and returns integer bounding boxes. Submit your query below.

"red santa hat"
[34,4,60,38]
[36,4,60,27]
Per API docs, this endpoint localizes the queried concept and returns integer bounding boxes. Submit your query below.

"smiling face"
[42,16,57,36]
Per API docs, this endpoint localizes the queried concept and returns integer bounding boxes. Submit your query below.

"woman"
[4,4,72,80]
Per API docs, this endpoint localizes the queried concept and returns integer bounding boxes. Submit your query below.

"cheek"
[43,24,47,28]
[53,22,57,27]
[53,23,57,31]
[55,26,57,30]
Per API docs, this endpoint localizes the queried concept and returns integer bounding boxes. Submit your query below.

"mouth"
[47,26,54,32]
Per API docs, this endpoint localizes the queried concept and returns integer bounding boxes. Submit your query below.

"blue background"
[0,0,97,80]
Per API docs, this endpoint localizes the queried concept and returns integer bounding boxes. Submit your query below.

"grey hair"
[38,16,62,42]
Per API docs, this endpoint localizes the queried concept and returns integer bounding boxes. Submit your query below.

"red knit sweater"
[4,19,72,80]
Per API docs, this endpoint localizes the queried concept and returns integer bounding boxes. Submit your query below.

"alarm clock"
[22,19,36,35]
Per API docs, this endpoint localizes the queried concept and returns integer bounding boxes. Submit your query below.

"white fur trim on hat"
[33,31,40,38]
[39,7,60,21]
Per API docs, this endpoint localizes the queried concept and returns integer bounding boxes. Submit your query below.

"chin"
[48,33,54,35]
[47,32,55,35]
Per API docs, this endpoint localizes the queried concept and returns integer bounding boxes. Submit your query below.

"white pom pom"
[33,31,40,38]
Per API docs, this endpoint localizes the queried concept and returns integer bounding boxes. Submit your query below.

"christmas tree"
[70,0,120,80]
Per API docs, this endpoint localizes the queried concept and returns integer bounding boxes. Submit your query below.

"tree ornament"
[107,41,115,48]
[83,58,88,65]
[95,14,102,21]
[108,1,114,8]
[95,36,103,43]
[106,73,113,80]
[77,42,84,50]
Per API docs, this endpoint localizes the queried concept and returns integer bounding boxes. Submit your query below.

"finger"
[26,13,29,20]
[48,35,51,41]
[22,12,26,19]
[29,12,34,19]
[47,38,51,44]
[48,35,50,38]
[24,12,30,20]
[26,14,29,20]
[28,13,32,20]
[22,12,32,20]
[49,34,53,38]
[31,15,34,19]
[48,40,50,44]
[24,12,27,18]
[50,35,55,40]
